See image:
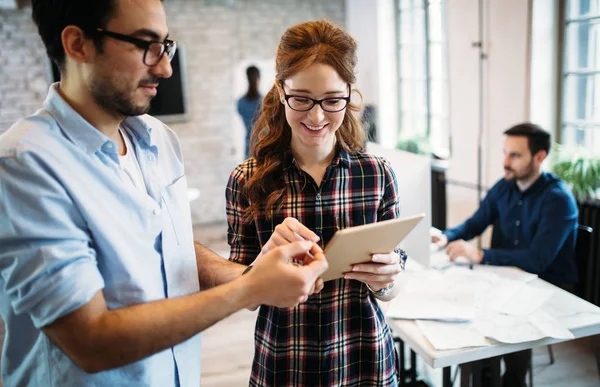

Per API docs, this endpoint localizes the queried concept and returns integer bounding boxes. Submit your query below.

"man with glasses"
[0,1,327,386]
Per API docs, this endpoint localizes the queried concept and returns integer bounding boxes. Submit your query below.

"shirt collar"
[43,83,155,152]
[516,172,549,196]
[284,146,352,171]
[43,83,109,155]
[123,116,154,148]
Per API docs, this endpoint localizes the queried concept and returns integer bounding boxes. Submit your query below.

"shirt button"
[518,200,523,206]
[515,220,521,226]
[316,193,321,200]
[153,208,161,215]
[147,154,155,162]
[514,240,519,245]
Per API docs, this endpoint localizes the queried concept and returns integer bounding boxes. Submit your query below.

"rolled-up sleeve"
[0,152,104,328]
[225,164,260,265]
[377,158,400,221]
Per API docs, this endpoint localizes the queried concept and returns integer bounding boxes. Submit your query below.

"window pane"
[429,79,446,115]
[400,79,428,113]
[429,42,445,79]
[567,0,600,19]
[562,124,600,156]
[565,20,600,71]
[430,116,450,158]
[400,112,427,138]
[399,0,417,11]
[563,73,600,122]
[428,3,445,42]
[396,0,450,156]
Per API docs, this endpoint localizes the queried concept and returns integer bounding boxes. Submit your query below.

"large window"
[396,0,449,158]
[561,0,600,156]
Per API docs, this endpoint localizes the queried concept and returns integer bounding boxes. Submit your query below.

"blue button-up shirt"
[0,84,200,386]
[444,172,578,284]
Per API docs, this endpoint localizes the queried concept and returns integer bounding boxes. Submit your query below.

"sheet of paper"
[416,320,491,350]
[473,265,538,283]
[497,284,555,316]
[386,270,477,321]
[474,309,574,344]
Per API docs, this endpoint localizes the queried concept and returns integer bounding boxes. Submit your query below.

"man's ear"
[61,25,95,64]
[534,149,547,165]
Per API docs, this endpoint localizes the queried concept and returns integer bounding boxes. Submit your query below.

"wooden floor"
[0,223,597,387]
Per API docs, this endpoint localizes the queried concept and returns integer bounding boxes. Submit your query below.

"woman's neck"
[292,141,337,170]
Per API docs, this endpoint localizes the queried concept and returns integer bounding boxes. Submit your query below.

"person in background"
[0,1,327,386]
[226,20,406,386]
[432,122,578,387]
[237,65,262,158]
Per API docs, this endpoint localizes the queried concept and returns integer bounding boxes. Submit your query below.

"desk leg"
[489,356,502,387]
[394,337,421,386]
[460,362,471,387]
[410,349,418,381]
[442,366,452,387]
[399,340,406,386]
[595,335,600,381]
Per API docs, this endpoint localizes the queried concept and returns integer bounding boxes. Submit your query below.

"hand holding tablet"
[320,213,425,282]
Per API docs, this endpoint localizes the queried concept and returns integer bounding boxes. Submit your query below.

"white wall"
[446,0,532,230]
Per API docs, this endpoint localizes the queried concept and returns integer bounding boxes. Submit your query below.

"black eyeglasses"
[279,81,351,112]
[95,28,177,67]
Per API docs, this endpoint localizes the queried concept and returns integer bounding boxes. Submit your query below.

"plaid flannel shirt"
[226,148,402,387]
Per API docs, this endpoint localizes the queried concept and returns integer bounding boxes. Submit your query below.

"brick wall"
[0,0,345,225]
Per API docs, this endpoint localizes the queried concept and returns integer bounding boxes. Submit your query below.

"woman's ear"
[275,80,285,104]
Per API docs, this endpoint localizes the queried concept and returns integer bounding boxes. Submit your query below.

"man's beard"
[90,77,156,118]
[504,161,535,182]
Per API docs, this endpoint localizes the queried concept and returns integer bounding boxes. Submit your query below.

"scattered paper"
[498,284,555,316]
[474,310,574,344]
[416,320,491,350]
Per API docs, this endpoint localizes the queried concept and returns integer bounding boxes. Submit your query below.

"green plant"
[396,136,431,155]
[551,144,600,202]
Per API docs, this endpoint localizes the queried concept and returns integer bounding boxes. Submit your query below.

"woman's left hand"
[344,251,402,291]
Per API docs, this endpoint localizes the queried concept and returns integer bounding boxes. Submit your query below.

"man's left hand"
[344,252,402,291]
[446,240,484,264]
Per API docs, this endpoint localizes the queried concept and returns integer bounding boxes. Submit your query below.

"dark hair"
[504,122,551,156]
[244,20,364,221]
[31,0,119,72]
[245,65,261,100]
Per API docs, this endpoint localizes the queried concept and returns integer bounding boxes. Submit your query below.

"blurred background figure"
[360,104,378,143]
[237,65,262,159]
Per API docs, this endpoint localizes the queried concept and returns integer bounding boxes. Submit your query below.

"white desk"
[385,256,600,386]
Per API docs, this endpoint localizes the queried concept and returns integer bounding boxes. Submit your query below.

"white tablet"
[320,213,425,282]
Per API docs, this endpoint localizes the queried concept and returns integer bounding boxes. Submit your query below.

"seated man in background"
[432,122,578,387]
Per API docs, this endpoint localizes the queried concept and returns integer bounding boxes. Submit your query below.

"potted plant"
[551,144,600,202]
[396,136,432,155]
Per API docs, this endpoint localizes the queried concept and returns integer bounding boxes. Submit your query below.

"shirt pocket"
[161,175,193,246]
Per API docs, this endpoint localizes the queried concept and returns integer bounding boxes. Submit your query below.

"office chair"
[575,225,593,302]
[573,224,600,381]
